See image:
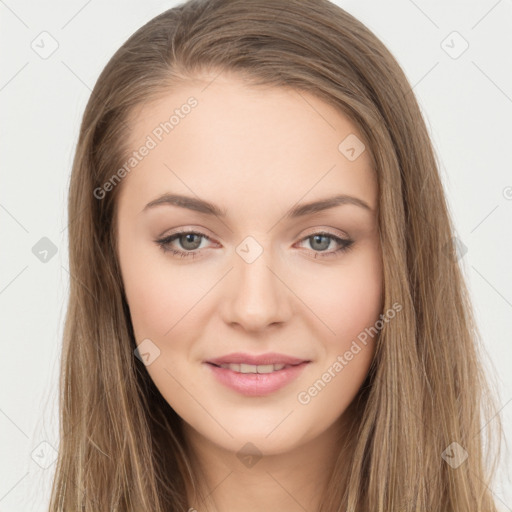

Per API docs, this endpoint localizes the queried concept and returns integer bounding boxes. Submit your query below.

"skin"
[116,71,383,512]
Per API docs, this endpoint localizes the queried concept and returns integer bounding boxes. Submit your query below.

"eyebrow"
[141,193,373,218]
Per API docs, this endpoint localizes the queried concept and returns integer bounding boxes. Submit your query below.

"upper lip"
[205,352,310,366]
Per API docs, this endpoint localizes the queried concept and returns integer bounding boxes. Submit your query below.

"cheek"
[118,229,208,340]
[118,230,174,339]
[295,250,382,417]
[301,244,383,344]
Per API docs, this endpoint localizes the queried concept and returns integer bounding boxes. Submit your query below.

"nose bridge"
[224,235,291,330]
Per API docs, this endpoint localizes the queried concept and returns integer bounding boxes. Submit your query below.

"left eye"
[155,230,354,259]
[155,231,211,258]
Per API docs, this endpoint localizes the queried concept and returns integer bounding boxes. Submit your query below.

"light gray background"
[1,0,511,510]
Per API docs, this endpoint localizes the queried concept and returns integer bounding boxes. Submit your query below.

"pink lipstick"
[204,352,311,397]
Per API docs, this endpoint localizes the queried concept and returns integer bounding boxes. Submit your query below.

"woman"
[49,0,504,510]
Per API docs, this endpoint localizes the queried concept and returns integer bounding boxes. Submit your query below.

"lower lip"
[204,362,310,397]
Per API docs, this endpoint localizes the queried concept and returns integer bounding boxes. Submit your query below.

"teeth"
[219,363,287,373]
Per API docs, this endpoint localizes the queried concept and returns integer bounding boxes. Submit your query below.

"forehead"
[118,72,377,217]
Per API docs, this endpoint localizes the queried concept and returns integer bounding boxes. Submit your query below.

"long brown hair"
[49,0,504,510]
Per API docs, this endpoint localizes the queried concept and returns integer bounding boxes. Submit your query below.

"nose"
[221,246,292,332]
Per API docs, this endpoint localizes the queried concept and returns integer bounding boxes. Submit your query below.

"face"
[115,72,383,457]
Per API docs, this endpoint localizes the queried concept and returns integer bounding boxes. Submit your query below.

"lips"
[206,352,310,367]
[204,356,311,396]
[203,352,312,395]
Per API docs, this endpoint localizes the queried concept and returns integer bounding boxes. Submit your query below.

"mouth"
[203,354,311,396]
[206,362,304,374]
[205,352,310,368]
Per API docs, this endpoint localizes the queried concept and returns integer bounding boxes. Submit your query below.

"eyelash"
[155,229,354,260]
